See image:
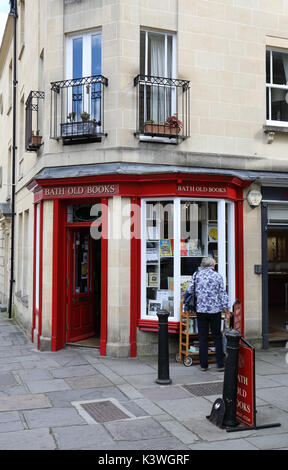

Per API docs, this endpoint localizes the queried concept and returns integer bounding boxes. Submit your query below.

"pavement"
[0,311,288,451]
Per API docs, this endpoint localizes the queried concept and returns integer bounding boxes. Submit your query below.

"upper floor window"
[135,30,189,142]
[266,49,288,125]
[66,31,102,121]
[140,29,176,79]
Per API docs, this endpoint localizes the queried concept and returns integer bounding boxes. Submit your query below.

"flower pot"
[31,135,42,147]
[144,123,180,135]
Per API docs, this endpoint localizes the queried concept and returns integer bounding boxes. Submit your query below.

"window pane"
[92,35,101,75]
[73,38,83,119]
[272,51,288,85]
[145,201,174,318]
[266,50,270,83]
[148,33,165,76]
[73,232,89,294]
[180,201,218,304]
[140,30,145,75]
[271,88,288,121]
[73,38,83,78]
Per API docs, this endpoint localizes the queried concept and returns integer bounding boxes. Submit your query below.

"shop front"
[261,186,288,348]
[28,172,250,356]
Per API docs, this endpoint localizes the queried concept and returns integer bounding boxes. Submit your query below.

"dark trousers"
[196,313,224,368]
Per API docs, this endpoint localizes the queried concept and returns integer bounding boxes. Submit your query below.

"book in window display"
[146,243,159,263]
[187,239,202,256]
[148,272,159,287]
[159,239,173,257]
[148,299,162,316]
[208,225,218,242]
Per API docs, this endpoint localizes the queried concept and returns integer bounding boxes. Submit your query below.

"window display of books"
[180,239,202,257]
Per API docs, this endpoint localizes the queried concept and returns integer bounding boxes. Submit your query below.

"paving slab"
[0,393,51,412]
[65,374,112,390]
[103,416,170,441]
[0,428,56,450]
[52,423,115,450]
[23,407,86,428]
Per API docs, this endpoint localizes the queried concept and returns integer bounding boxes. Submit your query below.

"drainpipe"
[8,1,17,319]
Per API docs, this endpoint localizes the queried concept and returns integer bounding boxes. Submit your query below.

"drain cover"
[182,381,223,397]
[72,398,135,424]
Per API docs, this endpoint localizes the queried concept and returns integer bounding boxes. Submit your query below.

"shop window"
[266,49,288,125]
[141,199,235,323]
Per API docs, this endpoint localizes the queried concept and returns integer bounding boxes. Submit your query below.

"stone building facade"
[0,0,288,356]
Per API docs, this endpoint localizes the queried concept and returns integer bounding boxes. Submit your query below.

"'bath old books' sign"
[34,183,119,201]
[236,341,255,427]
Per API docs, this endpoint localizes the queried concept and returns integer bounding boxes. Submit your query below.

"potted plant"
[164,113,183,134]
[80,111,90,122]
[67,111,76,122]
[31,130,42,147]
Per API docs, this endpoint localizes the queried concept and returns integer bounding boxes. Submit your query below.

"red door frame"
[51,198,108,353]
[67,227,95,343]
[32,201,43,349]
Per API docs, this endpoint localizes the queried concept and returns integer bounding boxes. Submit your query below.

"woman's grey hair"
[201,256,216,269]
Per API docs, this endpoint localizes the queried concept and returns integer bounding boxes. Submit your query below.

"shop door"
[67,228,95,342]
[267,227,288,339]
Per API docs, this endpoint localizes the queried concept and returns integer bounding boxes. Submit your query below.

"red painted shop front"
[28,173,251,356]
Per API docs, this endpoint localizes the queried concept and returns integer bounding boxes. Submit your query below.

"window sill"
[138,134,178,144]
[263,124,288,134]
[138,318,179,333]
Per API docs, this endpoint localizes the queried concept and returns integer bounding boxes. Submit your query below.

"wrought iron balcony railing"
[50,75,108,144]
[25,91,45,151]
[134,74,190,142]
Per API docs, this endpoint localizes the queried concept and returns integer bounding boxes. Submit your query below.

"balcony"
[134,75,190,143]
[50,75,108,144]
[25,91,45,151]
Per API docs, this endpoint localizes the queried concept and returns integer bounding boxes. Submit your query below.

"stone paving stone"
[189,438,258,450]
[92,437,190,451]
[16,369,53,383]
[140,385,191,401]
[52,423,115,450]
[99,358,156,376]
[0,428,56,450]
[65,374,111,390]
[103,416,170,441]
[246,433,288,450]
[91,363,126,385]
[26,379,71,394]
[134,398,168,416]
[23,407,85,429]
[47,386,129,408]
[122,374,160,389]
[51,365,97,378]
[0,393,51,411]
[117,383,144,399]
[0,373,19,387]
[159,420,200,444]
[0,411,24,433]
[156,396,211,420]
[256,386,288,411]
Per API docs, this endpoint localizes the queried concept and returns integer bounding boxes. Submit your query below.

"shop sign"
[41,183,119,199]
[177,184,227,195]
[236,342,255,427]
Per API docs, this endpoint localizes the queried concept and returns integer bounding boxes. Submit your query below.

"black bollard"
[156,309,172,385]
[222,329,242,427]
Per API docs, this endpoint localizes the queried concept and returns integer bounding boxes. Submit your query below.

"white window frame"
[66,30,102,117]
[66,29,102,80]
[266,48,288,127]
[140,29,177,122]
[141,198,236,323]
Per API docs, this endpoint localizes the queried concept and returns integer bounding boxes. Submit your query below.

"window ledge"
[263,124,288,134]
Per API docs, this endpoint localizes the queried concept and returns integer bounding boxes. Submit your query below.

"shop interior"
[267,228,288,341]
